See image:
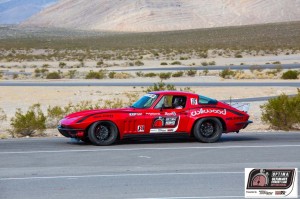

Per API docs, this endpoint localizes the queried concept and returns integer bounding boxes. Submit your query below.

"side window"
[155,95,173,109]
[198,95,217,105]
[154,95,186,109]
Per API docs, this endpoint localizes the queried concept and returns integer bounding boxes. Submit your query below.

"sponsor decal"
[165,112,176,116]
[137,125,145,132]
[191,98,198,105]
[129,113,143,116]
[191,108,226,116]
[150,117,180,133]
[145,113,161,116]
[245,168,298,198]
[153,118,164,128]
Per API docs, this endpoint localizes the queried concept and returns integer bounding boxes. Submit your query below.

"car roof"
[149,91,198,97]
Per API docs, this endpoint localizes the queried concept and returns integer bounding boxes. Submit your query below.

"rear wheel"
[193,117,223,143]
[88,121,118,146]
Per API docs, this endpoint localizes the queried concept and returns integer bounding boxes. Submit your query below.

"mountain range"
[3,0,300,32]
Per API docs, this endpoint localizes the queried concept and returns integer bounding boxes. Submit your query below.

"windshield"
[131,94,159,108]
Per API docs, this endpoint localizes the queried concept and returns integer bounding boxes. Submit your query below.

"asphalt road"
[1,81,300,87]
[0,132,299,199]
[112,63,300,72]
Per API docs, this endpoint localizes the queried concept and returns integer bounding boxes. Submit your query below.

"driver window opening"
[155,95,186,109]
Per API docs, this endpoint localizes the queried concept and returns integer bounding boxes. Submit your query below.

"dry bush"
[10,104,46,137]
[261,91,300,130]
[113,72,131,79]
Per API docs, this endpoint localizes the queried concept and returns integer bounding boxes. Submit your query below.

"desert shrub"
[208,61,216,65]
[180,57,189,60]
[0,72,2,79]
[159,72,172,80]
[103,99,124,109]
[136,71,144,77]
[219,69,235,79]
[202,69,209,76]
[186,69,197,77]
[144,72,157,77]
[13,74,18,79]
[281,70,299,79]
[146,82,177,92]
[135,60,144,66]
[85,70,106,79]
[46,106,66,128]
[272,61,281,64]
[180,87,194,92]
[250,65,264,73]
[0,108,7,122]
[68,70,77,79]
[41,68,49,73]
[261,92,300,130]
[265,70,278,76]
[97,60,104,66]
[34,68,41,73]
[10,104,46,137]
[234,53,243,58]
[46,72,61,79]
[171,61,182,65]
[160,62,168,65]
[172,71,184,77]
[108,71,116,79]
[59,62,66,68]
[201,62,208,66]
[113,72,131,79]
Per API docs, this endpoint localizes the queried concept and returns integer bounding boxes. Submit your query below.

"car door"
[145,95,190,134]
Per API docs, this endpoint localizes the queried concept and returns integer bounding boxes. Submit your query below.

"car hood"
[64,107,134,119]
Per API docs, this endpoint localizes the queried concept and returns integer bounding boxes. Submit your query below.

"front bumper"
[58,125,85,138]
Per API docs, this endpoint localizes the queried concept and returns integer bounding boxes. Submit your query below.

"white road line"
[132,196,243,199]
[0,171,243,181]
[1,144,300,154]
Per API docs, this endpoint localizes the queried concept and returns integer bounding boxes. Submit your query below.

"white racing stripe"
[1,144,300,154]
[0,171,243,181]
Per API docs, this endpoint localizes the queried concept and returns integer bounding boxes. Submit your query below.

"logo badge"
[245,168,298,198]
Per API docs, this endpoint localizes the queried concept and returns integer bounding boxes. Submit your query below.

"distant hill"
[0,0,57,24]
[22,0,300,32]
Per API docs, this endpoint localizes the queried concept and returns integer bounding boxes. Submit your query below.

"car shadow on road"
[66,134,260,146]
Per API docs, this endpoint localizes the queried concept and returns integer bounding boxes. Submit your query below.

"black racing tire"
[193,117,223,143]
[88,121,118,146]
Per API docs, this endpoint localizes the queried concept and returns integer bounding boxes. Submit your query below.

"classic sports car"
[58,91,252,145]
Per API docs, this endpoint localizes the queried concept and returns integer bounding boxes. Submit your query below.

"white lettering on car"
[165,112,176,116]
[129,113,143,116]
[191,108,227,116]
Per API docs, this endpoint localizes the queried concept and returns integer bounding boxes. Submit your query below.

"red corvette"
[58,91,252,145]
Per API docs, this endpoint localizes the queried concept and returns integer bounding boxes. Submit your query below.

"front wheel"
[88,121,118,146]
[193,118,223,143]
